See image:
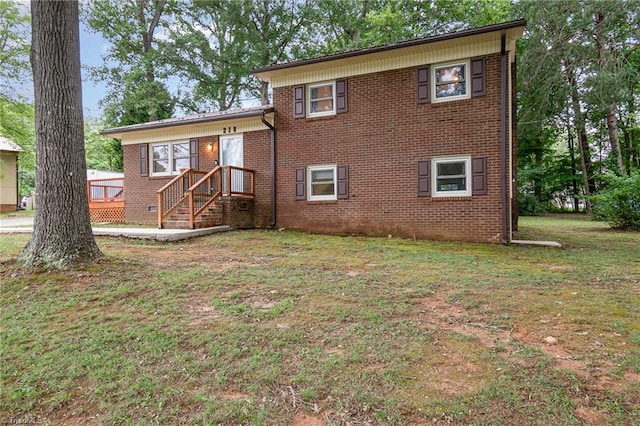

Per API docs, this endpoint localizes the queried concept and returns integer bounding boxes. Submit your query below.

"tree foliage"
[83,0,175,125]
[591,172,640,230]
[515,0,640,214]
[0,1,30,100]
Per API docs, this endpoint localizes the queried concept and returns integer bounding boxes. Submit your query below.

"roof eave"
[101,107,275,138]
[252,19,526,80]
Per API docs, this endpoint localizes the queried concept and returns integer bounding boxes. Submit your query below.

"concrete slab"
[0,225,232,241]
[511,239,562,248]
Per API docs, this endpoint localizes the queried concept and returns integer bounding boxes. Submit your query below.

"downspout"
[16,153,20,210]
[261,111,276,228]
[500,29,508,245]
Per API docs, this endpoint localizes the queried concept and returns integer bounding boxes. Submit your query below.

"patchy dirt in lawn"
[417,293,634,393]
[419,295,513,350]
[291,413,325,426]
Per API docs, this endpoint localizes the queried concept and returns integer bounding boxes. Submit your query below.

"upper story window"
[151,141,191,176]
[433,156,471,197]
[432,61,470,102]
[307,81,335,117]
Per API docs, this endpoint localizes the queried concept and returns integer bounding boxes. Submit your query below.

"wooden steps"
[162,202,222,229]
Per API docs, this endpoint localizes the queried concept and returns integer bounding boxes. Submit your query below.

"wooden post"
[188,191,195,229]
[157,192,163,228]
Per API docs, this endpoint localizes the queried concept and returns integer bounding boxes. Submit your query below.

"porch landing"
[0,225,232,242]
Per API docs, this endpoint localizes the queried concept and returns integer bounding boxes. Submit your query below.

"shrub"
[518,193,546,216]
[590,173,640,230]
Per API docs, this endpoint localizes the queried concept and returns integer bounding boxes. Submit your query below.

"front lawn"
[1,216,638,425]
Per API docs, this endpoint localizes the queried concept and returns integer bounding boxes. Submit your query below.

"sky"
[79,23,109,118]
[13,1,108,119]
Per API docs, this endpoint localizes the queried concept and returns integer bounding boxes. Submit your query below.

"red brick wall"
[272,53,508,242]
[123,132,273,227]
[243,130,273,228]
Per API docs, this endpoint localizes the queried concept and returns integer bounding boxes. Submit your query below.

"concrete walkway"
[0,217,231,242]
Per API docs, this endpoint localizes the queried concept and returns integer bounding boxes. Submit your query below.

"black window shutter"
[295,167,306,200]
[417,160,431,196]
[417,66,430,103]
[337,165,349,199]
[470,57,486,97]
[472,156,487,195]
[293,85,305,118]
[189,138,198,169]
[139,144,149,177]
[336,79,348,113]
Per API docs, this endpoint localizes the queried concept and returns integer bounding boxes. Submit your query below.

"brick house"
[103,20,525,243]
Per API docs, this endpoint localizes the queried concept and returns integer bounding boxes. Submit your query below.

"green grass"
[1,215,639,425]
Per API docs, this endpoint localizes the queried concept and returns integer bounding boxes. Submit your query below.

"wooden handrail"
[225,165,255,196]
[157,168,193,228]
[187,166,223,228]
[187,166,222,192]
[156,168,192,194]
[157,166,255,229]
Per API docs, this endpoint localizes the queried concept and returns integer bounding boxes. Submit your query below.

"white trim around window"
[432,60,470,103]
[432,156,472,197]
[307,165,337,200]
[150,140,191,176]
[307,81,335,117]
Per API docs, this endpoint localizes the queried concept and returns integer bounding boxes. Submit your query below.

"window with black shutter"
[293,85,305,118]
[471,156,487,195]
[417,160,431,196]
[336,79,348,113]
[417,66,430,103]
[189,138,199,169]
[337,165,349,199]
[295,167,306,200]
[470,57,486,97]
[139,144,149,177]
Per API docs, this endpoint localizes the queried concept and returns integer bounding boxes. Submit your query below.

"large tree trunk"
[21,0,102,269]
[595,11,625,175]
[566,64,594,211]
[606,109,624,173]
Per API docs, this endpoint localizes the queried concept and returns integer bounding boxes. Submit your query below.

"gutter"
[102,107,275,136]
[260,111,277,228]
[251,19,527,76]
[500,29,508,245]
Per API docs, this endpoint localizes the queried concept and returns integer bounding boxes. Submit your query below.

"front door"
[220,134,244,194]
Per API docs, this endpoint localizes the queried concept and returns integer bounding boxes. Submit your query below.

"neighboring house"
[103,20,525,243]
[0,136,23,212]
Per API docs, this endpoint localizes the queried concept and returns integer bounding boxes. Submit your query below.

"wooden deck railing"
[87,177,124,202]
[87,177,125,222]
[157,166,254,229]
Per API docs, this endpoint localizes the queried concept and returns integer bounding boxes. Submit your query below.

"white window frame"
[432,60,470,103]
[307,165,337,201]
[307,81,336,117]
[150,140,191,176]
[432,156,472,197]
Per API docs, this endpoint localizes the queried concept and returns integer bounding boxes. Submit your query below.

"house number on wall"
[222,126,237,134]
